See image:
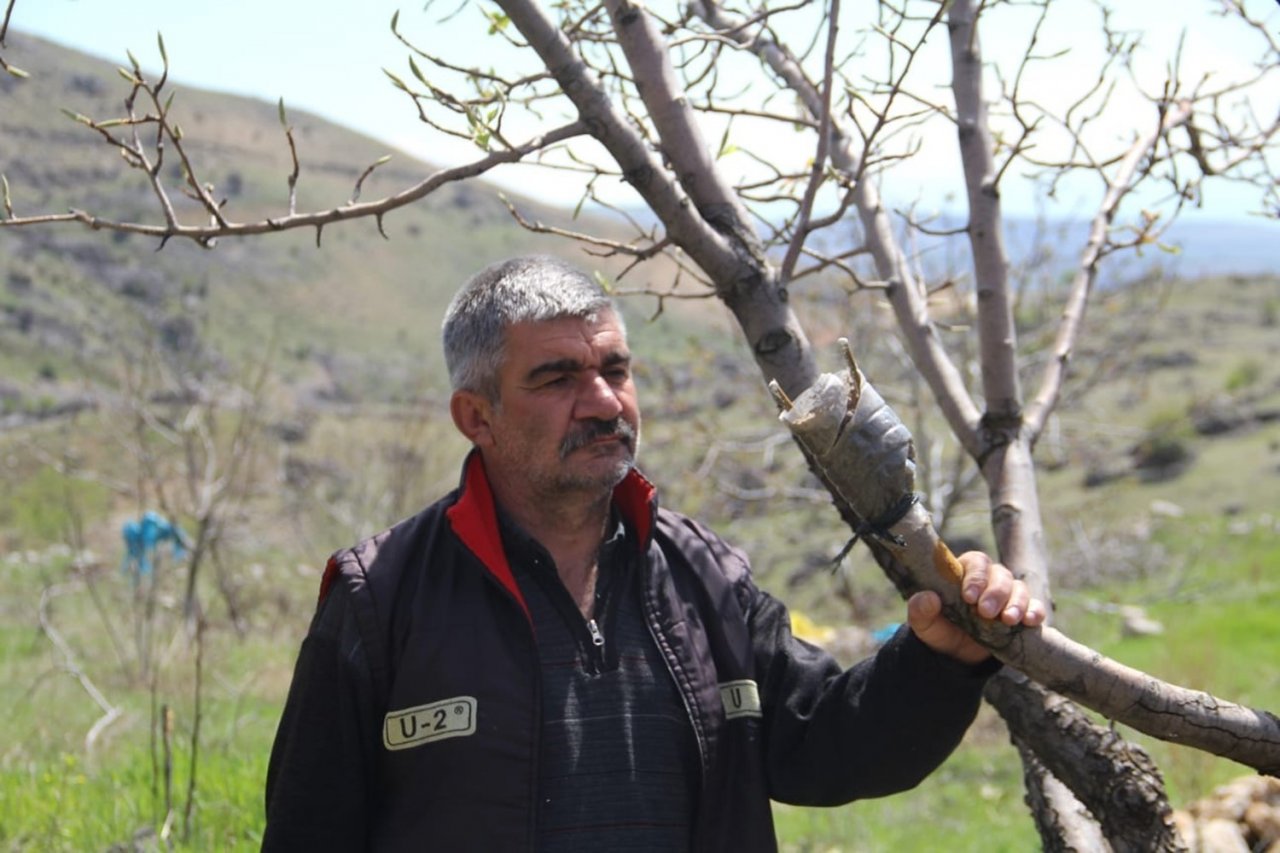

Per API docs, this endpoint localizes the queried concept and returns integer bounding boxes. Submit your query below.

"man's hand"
[906,551,1047,665]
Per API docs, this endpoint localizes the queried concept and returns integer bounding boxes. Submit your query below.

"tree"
[2,0,1278,846]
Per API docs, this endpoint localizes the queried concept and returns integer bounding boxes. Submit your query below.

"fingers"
[957,550,1047,628]
[906,589,943,632]
[907,589,990,664]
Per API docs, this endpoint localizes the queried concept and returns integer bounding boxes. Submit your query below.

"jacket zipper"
[640,572,708,778]
[586,617,605,651]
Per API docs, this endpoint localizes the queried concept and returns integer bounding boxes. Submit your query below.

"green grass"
[0,748,268,852]
[0,539,307,852]
[1054,518,1280,804]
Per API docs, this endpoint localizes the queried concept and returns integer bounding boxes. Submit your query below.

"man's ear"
[450,389,496,447]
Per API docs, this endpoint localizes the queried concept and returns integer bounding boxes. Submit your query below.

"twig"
[37,583,123,751]
[0,0,15,42]
[779,0,839,284]
[160,704,174,842]
[0,0,26,80]
[182,616,206,840]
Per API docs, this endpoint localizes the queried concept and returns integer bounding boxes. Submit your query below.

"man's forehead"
[501,312,629,370]
[507,313,628,348]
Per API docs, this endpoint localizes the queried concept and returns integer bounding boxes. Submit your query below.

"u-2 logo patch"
[719,679,762,720]
[383,696,477,751]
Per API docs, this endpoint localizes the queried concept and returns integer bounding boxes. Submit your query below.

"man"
[263,255,1045,851]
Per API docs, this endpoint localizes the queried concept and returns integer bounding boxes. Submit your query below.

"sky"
[7,0,1279,223]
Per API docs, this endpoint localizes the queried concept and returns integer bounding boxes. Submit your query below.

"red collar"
[445,451,657,624]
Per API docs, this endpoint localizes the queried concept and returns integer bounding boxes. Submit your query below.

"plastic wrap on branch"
[771,339,1280,776]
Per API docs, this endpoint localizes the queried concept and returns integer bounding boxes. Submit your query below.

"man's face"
[480,310,641,504]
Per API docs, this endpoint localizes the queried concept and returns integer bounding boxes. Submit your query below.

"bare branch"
[779,0,839,285]
[38,583,123,752]
[0,0,14,41]
[0,122,590,243]
[0,0,25,79]
[501,193,671,261]
[948,0,1021,423]
[1024,100,1194,439]
[603,0,751,228]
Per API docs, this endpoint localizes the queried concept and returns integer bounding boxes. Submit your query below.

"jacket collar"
[445,450,658,623]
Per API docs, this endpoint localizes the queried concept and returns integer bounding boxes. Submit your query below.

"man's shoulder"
[322,491,459,597]
[653,506,753,587]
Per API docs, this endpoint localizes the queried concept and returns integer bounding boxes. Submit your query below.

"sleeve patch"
[719,679,762,720]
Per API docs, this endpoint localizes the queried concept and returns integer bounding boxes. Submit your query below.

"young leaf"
[383,69,410,91]
[408,56,428,87]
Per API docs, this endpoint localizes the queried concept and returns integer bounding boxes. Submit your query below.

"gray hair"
[442,255,622,400]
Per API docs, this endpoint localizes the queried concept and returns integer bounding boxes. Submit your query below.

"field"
[1,271,1278,850]
[2,33,1279,850]
[2,512,1276,850]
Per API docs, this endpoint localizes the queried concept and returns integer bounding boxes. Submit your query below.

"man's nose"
[575,373,624,420]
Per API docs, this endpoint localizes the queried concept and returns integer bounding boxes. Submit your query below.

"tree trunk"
[987,670,1187,851]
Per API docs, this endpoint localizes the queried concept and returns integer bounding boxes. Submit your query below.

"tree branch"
[775,356,1280,776]
[0,122,589,243]
[692,0,985,457]
[603,0,751,229]
[948,0,1022,423]
[38,583,123,752]
[1023,100,1194,439]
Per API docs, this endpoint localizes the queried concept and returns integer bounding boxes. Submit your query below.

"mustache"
[559,417,637,459]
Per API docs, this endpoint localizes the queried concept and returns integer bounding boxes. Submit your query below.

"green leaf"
[116,67,140,85]
[5,65,30,80]
[486,11,510,35]
[383,69,410,91]
[408,56,428,87]
[157,32,168,65]
[278,97,288,128]
[391,9,400,31]
[126,49,141,73]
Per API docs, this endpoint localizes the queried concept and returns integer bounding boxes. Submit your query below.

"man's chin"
[560,453,634,493]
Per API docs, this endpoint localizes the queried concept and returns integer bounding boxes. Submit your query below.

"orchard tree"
[3,0,1279,847]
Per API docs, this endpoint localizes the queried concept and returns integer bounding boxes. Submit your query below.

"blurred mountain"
[0,30,609,408]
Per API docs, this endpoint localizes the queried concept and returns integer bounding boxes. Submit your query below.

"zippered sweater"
[263,453,995,851]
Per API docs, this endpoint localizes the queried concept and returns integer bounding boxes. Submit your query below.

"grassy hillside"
[0,30,656,410]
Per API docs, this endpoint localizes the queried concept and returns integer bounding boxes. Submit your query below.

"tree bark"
[988,670,1188,852]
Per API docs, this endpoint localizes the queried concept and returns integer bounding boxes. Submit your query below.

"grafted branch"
[773,354,1280,776]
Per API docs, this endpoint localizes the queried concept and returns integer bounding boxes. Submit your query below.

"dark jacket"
[263,453,995,852]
